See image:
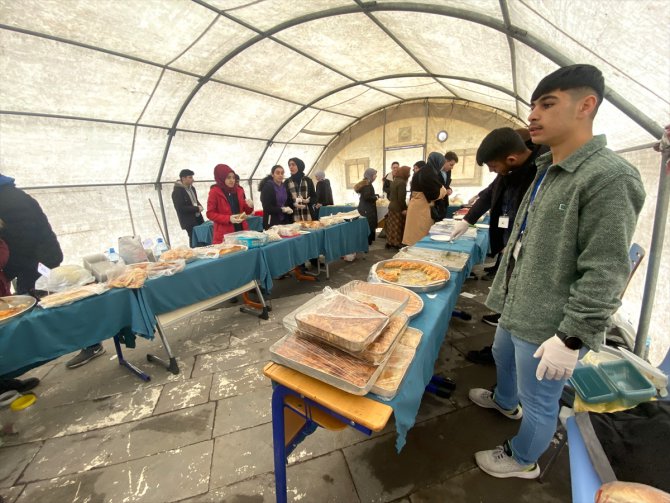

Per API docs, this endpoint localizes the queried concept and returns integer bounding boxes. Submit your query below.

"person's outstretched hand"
[450,220,470,240]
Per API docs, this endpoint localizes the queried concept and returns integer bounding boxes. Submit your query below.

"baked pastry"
[376,260,449,286]
[272,333,378,388]
[359,314,408,364]
[373,345,416,393]
[295,293,389,352]
[160,248,196,261]
[108,268,147,288]
[399,327,423,349]
[219,245,246,256]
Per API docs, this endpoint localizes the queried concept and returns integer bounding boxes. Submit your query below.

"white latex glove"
[281,206,293,214]
[230,214,243,224]
[295,203,306,210]
[450,220,470,240]
[533,335,579,381]
[295,196,303,204]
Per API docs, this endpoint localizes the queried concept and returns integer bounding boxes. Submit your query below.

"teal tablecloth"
[370,229,489,451]
[320,219,369,262]
[190,217,263,247]
[317,205,357,217]
[136,247,271,322]
[0,288,153,377]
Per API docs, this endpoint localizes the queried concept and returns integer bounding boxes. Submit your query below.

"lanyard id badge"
[498,215,510,229]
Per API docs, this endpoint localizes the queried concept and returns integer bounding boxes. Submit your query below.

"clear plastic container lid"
[338,280,409,318]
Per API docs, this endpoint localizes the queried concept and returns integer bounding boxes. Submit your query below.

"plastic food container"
[293,290,389,353]
[599,360,656,406]
[338,280,409,318]
[569,366,618,404]
[270,333,391,395]
[224,231,268,248]
[371,344,418,400]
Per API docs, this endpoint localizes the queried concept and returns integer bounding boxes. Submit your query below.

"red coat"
[206,185,253,244]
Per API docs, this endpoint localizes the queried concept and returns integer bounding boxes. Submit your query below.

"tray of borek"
[371,327,424,400]
[273,286,413,394]
[371,259,450,292]
[394,246,470,272]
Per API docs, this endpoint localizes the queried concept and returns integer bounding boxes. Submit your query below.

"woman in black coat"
[259,165,294,229]
[353,168,378,245]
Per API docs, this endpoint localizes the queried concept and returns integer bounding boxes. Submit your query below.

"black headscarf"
[288,157,305,185]
[426,152,446,175]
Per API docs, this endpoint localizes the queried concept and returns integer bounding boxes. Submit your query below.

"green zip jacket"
[486,135,645,350]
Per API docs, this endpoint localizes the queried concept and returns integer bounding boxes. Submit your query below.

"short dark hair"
[531,64,604,111]
[476,128,528,166]
[391,161,400,167]
[179,169,194,179]
[413,160,426,169]
[444,151,458,163]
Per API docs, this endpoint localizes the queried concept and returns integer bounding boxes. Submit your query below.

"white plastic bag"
[35,265,95,292]
[118,236,149,264]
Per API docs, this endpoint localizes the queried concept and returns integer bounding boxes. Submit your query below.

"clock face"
[437,130,448,142]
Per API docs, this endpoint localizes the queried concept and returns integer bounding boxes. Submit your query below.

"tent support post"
[635,141,669,356]
[155,182,171,247]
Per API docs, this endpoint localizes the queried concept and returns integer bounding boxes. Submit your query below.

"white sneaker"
[475,443,540,479]
[468,388,523,419]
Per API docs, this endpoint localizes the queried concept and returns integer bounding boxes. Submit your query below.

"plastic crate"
[599,360,656,406]
[569,366,618,404]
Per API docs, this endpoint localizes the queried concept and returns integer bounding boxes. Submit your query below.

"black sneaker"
[65,344,106,369]
[0,377,40,394]
[466,345,495,365]
[482,313,501,327]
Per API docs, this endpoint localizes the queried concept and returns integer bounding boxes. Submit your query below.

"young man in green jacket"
[469,64,646,479]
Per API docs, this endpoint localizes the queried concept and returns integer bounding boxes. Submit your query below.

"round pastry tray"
[0,295,37,326]
[371,259,450,293]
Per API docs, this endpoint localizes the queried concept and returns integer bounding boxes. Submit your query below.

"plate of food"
[430,234,451,242]
[372,259,450,292]
[0,295,37,325]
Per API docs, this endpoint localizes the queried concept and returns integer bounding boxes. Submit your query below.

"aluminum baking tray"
[270,333,391,395]
[394,247,470,272]
[371,344,418,400]
[0,295,36,325]
[371,258,450,293]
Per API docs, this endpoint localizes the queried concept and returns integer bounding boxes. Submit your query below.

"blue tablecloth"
[318,205,357,217]
[136,247,271,323]
[190,217,263,247]
[260,232,323,282]
[370,230,489,451]
[0,288,153,377]
[321,219,369,262]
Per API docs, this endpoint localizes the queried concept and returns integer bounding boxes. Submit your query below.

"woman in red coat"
[207,164,254,244]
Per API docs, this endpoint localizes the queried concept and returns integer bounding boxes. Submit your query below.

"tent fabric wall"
[0,0,668,350]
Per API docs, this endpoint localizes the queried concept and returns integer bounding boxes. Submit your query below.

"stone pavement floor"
[0,239,572,503]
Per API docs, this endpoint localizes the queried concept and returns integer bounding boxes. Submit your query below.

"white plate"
[430,234,452,242]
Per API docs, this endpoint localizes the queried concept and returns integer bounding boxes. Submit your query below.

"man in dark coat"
[432,151,458,221]
[172,169,204,244]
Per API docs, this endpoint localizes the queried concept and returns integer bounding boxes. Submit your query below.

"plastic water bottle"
[154,238,168,259]
[106,247,120,263]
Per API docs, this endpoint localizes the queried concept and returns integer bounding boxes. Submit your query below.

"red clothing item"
[206,185,253,244]
[0,238,10,296]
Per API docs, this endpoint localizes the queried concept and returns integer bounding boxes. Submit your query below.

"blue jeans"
[491,325,567,465]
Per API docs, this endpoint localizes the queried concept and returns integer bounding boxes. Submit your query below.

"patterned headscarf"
[363,168,377,181]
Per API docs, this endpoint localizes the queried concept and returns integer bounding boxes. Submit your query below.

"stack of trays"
[569,360,657,406]
[272,284,418,395]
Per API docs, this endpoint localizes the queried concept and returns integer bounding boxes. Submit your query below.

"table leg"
[146,318,180,375]
[271,385,290,503]
[239,280,270,320]
[114,335,151,382]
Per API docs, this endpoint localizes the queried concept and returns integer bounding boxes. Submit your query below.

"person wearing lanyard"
[468,64,646,479]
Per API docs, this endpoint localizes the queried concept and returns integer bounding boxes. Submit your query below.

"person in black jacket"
[432,151,458,221]
[171,169,204,244]
[258,165,294,229]
[313,170,334,211]
[450,128,547,362]
[354,168,378,245]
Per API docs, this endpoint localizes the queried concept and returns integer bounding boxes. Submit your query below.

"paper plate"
[430,234,451,242]
[10,393,36,411]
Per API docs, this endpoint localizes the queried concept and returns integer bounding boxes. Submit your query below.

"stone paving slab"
[210,422,274,489]
[212,386,272,437]
[0,484,24,503]
[20,402,215,482]
[0,443,40,487]
[16,440,213,503]
[5,386,161,445]
[153,374,212,414]
[343,407,519,502]
[192,340,271,377]
[209,361,271,401]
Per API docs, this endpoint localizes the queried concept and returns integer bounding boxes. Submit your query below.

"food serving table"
[0,287,154,380]
[190,216,263,247]
[135,247,272,374]
[265,229,489,502]
[317,205,357,218]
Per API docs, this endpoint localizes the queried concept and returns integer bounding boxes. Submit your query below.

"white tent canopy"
[0,0,668,357]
